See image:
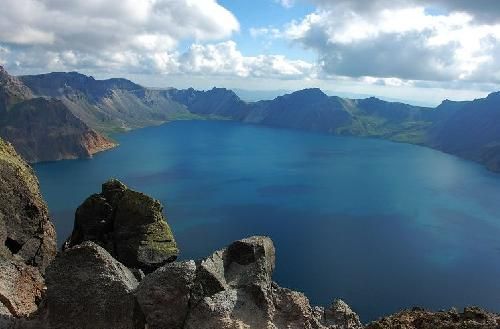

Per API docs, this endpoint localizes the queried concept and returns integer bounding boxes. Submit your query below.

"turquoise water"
[34,120,500,322]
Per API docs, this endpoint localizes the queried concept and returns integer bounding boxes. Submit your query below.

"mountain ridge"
[5,68,500,172]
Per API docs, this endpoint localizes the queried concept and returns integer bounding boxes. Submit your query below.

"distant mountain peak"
[486,91,500,99]
[291,88,327,97]
[0,66,33,110]
[206,87,240,100]
[278,88,328,104]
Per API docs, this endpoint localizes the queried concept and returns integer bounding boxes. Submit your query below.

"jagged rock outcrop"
[64,179,179,272]
[0,138,56,271]
[44,241,144,329]
[366,307,500,329]
[315,300,363,329]
[136,236,361,329]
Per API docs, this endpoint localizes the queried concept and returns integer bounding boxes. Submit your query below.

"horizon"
[2,0,500,106]
[5,65,493,108]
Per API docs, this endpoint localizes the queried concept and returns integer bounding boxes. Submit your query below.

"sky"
[1,0,500,105]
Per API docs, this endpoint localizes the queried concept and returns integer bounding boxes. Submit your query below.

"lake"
[34,120,500,322]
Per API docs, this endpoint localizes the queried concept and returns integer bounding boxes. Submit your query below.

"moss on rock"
[65,179,178,272]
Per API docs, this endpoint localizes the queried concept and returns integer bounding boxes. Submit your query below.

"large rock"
[272,284,327,329]
[0,138,56,272]
[136,261,196,329]
[137,236,359,329]
[64,179,178,272]
[45,241,144,329]
[0,260,45,319]
[366,307,500,329]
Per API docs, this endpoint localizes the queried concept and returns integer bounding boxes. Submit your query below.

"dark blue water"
[34,120,500,322]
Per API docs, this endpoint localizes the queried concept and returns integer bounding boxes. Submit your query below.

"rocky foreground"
[1,137,499,329]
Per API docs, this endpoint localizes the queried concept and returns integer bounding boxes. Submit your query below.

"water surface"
[34,120,500,322]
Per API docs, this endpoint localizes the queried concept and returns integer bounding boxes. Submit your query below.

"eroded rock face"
[45,241,144,329]
[366,307,500,329]
[136,236,359,329]
[0,138,56,272]
[0,260,45,319]
[64,179,179,272]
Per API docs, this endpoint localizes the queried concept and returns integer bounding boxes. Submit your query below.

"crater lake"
[34,120,500,322]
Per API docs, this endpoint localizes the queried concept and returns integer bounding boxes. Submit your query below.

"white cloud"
[0,0,239,72]
[310,0,500,23]
[249,27,282,39]
[285,4,500,84]
[1,39,316,80]
[275,0,294,9]
[177,41,315,79]
[0,0,317,81]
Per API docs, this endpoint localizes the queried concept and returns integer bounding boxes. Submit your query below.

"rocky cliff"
[0,66,116,163]
[0,137,56,327]
[0,138,56,270]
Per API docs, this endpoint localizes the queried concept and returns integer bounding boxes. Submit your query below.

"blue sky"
[218,0,314,57]
[1,0,500,105]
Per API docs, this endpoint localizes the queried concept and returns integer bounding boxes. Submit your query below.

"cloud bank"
[285,2,500,84]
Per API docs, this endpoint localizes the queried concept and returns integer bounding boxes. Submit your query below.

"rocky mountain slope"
[0,67,115,162]
[0,148,498,328]
[20,72,192,133]
[427,93,500,172]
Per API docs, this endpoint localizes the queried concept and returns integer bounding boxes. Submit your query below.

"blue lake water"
[34,120,500,322]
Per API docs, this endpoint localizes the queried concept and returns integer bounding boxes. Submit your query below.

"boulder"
[0,138,56,273]
[136,261,196,329]
[137,236,359,329]
[44,241,144,329]
[64,179,178,272]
